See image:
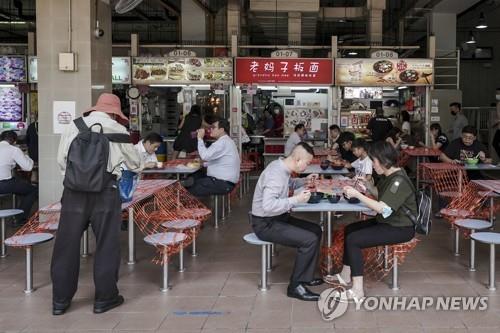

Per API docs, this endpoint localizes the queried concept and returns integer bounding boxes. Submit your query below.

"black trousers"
[0,177,38,223]
[343,218,415,277]
[187,176,235,197]
[252,214,322,285]
[51,178,122,303]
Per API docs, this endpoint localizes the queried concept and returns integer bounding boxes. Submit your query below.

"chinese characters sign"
[335,58,434,86]
[235,58,333,85]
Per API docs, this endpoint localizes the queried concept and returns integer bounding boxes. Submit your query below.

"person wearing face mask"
[448,102,468,140]
[251,142,323,301]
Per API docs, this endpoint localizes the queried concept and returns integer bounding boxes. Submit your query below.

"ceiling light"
[466,31,476,44]
[475,12,488,29]
[348,51,358,56]
[398,86,408,90]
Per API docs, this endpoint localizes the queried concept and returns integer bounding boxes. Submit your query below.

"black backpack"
[63,117,131,192]
[401,177,432,235]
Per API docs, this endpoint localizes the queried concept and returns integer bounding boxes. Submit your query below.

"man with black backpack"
[51,93,143,315]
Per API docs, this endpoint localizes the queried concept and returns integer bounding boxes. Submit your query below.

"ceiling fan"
[114,0,144,14]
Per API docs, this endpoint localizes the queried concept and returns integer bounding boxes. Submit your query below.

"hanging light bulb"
[475,12,488,29]
[466,31,476,44]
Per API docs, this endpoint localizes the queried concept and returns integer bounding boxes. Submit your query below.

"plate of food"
[373,60,393,74]
[134,67,150,80]
[151,67,167,79]
[187,69,203,81]
[399,69,419,83]
[189,58,202,67]
[168,63,185,80]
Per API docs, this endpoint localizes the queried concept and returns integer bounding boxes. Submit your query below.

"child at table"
[344,139,373,181]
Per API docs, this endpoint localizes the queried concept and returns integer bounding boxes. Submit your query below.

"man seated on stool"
[251,142,323,301]
[183,118,240,196]
[0,130,37,227]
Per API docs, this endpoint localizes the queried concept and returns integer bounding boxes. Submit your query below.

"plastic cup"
[157,162,163,168]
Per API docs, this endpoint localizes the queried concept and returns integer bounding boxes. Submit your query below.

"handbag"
[119,170,139,203]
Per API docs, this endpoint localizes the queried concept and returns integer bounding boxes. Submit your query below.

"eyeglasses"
[462,134,475,141]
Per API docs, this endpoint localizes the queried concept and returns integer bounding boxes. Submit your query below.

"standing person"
[329,142,416,299]
[251,142,323,301]
[329,125,341,150]
[0,130,37,227]
[172,105,202,159]
[366,108,393,142]
[448,102,468,140]
[344,139,373,181]
[26,120,39,163]
[273,108,285,137]
[284,123,306,156]
[135,132,162,168]
[52,93,143,315]
[183,118,240,196]
[262,109,275,137]
[401,111,411,136]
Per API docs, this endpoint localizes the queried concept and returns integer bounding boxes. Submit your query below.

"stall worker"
[183,118,240,196]
[251,142,323,301]
[331,141,416,300]
[284,123,306,157]
[172,105,202,159]
[344,138,373,181]
[0,130,37,227]
[135,132,162,169]
[262,109,275,137]
[448,102,469,140]
[52,93,143,315]
[329,124,341,150]
[367,107,393,142]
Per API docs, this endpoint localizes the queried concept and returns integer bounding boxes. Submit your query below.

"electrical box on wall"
[58,53,77,71]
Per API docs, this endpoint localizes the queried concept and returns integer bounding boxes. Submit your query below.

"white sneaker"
[323,274,351,287]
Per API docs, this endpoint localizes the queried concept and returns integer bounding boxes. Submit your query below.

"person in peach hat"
[52,93,143,316]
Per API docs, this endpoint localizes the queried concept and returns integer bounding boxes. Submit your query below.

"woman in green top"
[329,141,416,300]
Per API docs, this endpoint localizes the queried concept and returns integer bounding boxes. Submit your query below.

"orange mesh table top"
[402,148,441,157]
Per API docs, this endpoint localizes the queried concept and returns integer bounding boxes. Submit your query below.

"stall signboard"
[335,58,434,86]
[235,58,333,85]
[28,56,37,83]
[0,56,26,83]
[271,50,298,58]
[112,57,131,84]
[132,57,233,85]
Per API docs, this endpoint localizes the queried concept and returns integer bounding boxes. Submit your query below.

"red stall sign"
[235,58,333,85]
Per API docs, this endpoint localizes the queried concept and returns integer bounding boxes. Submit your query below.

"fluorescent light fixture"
[466,31,476,44]
[475,12,488,29]
[0,21,26,25]
[149,84,211,89]
[257,86,277,90]
[397,86,408,90]
[382,87,395,91]
[91,85,105,90]
[0,84,15,87]
[348,51,358,56]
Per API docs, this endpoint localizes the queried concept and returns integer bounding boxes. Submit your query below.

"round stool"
[144,232,187,292]
[5,233,54,293]
[454,219,492,271]
[470,232,500,291]
[162,219,201,270]
[243,233,273,291]
[0,209,24,258]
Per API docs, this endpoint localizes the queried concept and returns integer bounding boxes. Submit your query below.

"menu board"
[0,56,26,83]
[335,58,434,86]
[28,56,37,83]
[112,57,131,84]
[235,58,333,85]
[0,86,23,122]
[284,107,327,135]
[132,57,233,85]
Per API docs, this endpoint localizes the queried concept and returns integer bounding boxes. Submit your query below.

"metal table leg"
[470,229,476,272]
[490,196,494,227]
[24,246,34,293]
[178,247,185,272]
[266,244,272,272]
[391,253,399,290]
[81,229,89,258]
[489,244,496,291]
[1,217,7,258]
[191,227,198,257]
[161,250,171,292]
[213,196,219,228]
[259,244,269,291]
[127,207,136,265]
[221,195,226,220]
[384,245,389,271]
[326,211,332,274]
[454,227,460,256]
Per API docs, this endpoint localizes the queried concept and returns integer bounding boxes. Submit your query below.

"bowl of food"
[331,160,344,170]
[320,160,330,170]
[400,144,409,150]
[408,146,415,150]
[308,192,324,204]
[343,193,360,204]
[327,194,341,203]
[465,157,479,165]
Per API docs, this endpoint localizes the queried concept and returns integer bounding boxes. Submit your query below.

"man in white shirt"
[251,143,323,301]
[183,118,240,197]
[135,132,162,168]
[284,123,306,156]
[0,131,36,227]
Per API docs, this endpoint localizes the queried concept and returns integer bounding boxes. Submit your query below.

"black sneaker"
[94,295,124,314]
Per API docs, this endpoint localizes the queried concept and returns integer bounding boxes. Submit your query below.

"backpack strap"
[399,175,419,224]
[105,133,131,144]
[74,117,89,132]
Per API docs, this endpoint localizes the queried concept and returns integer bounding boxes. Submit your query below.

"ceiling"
[0,0,493,56]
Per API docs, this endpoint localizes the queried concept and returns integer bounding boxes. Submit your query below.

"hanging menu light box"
[335,58,434,86]
[112,57,131,84]
[0,55,26,83]
[28,56,37,83]
[132,57,233,85]
[235,58,333,85]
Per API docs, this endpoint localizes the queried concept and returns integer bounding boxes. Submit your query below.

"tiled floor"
[1,189,500,333]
